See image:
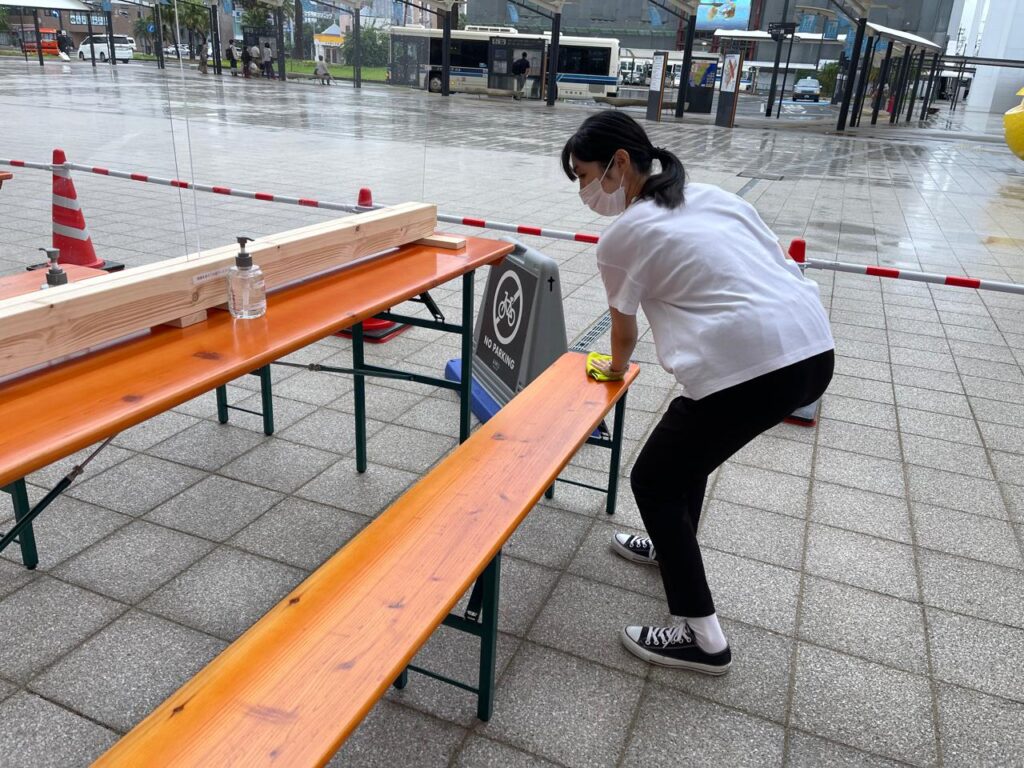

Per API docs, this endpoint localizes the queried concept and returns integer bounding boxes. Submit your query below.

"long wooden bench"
[93,351,638,767]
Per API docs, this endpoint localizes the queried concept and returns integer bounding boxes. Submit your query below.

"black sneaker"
[611,533,658,565]
[621,624,732,675]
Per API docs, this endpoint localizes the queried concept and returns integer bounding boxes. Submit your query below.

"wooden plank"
[93,353,638,767]
[0,265,107,301]
[0,204,436,380]
[0,237,513,490]
[414,233,467,250]
[159,309,208,328]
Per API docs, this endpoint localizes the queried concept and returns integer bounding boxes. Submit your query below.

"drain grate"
[570,312,612,352]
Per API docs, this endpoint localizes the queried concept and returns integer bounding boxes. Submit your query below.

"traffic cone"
[788,238,806,264]
[51,148,106,270]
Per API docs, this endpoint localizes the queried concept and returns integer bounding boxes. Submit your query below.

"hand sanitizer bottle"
[228,236,266,319]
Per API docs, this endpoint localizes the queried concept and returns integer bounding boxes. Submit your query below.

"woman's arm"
[608,307,638,373]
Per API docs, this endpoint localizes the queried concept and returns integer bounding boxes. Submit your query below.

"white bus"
[388,25,620,100]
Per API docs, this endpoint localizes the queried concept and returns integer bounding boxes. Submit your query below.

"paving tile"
[989,450,1024,488]
[326,699,465,767]
[729,434,814,477]
[622,683,784,768]
[297,459,421,516]
[790,643,936,766]
[711,464,810,519]
[813,446,906,498]
[889,347,957,373]
[650,618,793,723]
[961,374,1024,404]
[809,481,911,543]
[363,424,458,473]
[898,407,983,446]
[703,549,801,634]
[817,417,901,460]
[699,500,805,569]
[67,454,206,516]
[927,608,1024,703]
[29,610,227,732]
[799,576,927,674]
[0,557,38,600]
[143,475,283,541]
[54,520,214,604]
[220,439,340,494]
[394,396,465,438]
[229,496,367,570]
[477,642,643,768]
[834,356,892,383]
[268,369,353,406]
[26,443,134,489]
[893,384,972,418]
[566,521,665,600]
[785,731,907,768]
[228,391,320,434]
[968,397,1024,428]
[979,421,1024,455]
[0,678,14,703]
[821,395,897,430]
[147,420,266,471]
[0,692,118,768]
[0,496,130,571]
[112,410,200,452]
[528,574,662,675]
[907,465,1007,520]
[453,735,560,768]
[919,549,1024,630]
[505,505,592,570]
[1005,484,1024,525]
[825,374,895,405]
[805,524,918,600]
[278,408,387,455]
[456,555,559,638]
[0,577,126,683]
[912,503,1022,569]
[892,364,963,394]
[937,683,1024,768]
[901,433,994,478]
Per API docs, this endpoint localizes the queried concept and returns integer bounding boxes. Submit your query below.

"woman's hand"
[590,356,627,380]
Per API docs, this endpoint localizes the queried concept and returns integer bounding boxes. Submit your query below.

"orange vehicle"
[20,27,61,56]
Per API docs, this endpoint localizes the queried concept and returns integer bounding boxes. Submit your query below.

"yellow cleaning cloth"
[586,352,623,381]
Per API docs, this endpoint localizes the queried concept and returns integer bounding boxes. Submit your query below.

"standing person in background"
[561,111,834,675]
[262,42,274,78]
[241,42,252,79]
[225,40,238,76]
[512,51,531,100]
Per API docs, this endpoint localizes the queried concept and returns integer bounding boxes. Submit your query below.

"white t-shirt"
[597,183,834,400]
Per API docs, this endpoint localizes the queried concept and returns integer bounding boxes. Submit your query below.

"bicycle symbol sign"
[493,270,523,345]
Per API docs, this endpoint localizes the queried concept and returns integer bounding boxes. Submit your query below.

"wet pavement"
[1,58,1023,768]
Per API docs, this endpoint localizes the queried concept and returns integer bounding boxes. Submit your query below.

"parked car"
[793,77,822,102]
[163,44,191,57]
[77,34,133,63]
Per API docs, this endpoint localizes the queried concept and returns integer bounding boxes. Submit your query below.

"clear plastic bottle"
[228,236,266,319]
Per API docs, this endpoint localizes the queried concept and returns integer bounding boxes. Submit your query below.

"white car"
[77,34,133,63]
[792,77,822,102]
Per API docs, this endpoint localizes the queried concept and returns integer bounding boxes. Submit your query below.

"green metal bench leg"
[4,480,38,570]
[257,365,274,436]
[544,485,554,500]
[476,551,501,721]
[393,668,409,690]
[606,393,628,516]
[352,322,368,473]
[459,271,475,444]
[215,385,229,424]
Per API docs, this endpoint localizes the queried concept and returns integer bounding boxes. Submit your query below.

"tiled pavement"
[1,60,1023,767]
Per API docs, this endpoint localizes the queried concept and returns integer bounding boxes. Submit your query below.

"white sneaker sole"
[619,627,731,675]
[610,538,658,565]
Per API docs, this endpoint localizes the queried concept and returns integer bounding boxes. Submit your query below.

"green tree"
[341,25,388,67]
[133,13,156,55]
[818,61,840,97]
[293,0,303,61]
[0,8,9,32]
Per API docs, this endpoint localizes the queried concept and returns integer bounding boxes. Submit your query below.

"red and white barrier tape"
[2,157,1021,296]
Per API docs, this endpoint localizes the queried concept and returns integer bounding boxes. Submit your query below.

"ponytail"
[561,111,686,209]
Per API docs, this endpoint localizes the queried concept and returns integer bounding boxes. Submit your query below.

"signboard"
[715,53,742,128]
[476,260,538,394]
[823,19,839,40]
[489,36,544,97]
[695,1,751,32]
[645,50,669,122]
[721,53,740,93]
[798,13,816,33]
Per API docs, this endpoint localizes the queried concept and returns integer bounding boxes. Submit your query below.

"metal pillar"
[765,0,791,117]
[154,4,165,69]
[353,4,361,88]
[871,40,893,125]
[851,37,876,127]
[896,47,916,122]
[950,58,967,111]
[921,52,939,119]
[906,48,926,122]
[776,32,795,120]
[106,11,116,65]
[546,10,561,106]
[890,51,911,124]
[675,13,696,118]
[210,5,222,75]
[32,10,44,66]
[836,17,866,131]
[441,7,451,96]
[86,13,96,66]
[275,7,285,81]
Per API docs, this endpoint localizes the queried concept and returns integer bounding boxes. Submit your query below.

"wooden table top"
[0,264,108,301]
[0,237,512,488]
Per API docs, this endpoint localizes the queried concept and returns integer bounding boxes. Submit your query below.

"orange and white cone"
[52,148,104,269]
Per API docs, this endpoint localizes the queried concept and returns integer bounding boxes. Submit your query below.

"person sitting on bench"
[314,55,332,85]
[562,111,834,675]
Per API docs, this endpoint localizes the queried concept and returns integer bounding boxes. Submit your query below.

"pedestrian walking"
[262,42,274,79]
[512,51,531,100]
[226,40,238,76]
[240,42,251,79]
[562,112,834,675]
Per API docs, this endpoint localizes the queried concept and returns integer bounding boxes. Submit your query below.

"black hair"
[561,111,685,209]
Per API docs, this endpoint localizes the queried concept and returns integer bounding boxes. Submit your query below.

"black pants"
[630,349,834,617]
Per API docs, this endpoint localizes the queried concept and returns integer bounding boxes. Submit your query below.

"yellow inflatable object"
[1006,86,1024,161]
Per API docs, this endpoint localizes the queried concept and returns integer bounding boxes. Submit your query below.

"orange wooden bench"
[0,171,12,190]
[93,352,638,767]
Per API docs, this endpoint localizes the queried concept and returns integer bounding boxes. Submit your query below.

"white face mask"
[579,159,626,217]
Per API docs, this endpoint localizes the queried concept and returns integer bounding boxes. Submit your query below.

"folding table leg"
[459,271,475,444]
[5,480,38,569]
[352,322,368,473]
[606,393,628,516]
[257,365,274,435]
[215,385,229,424]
